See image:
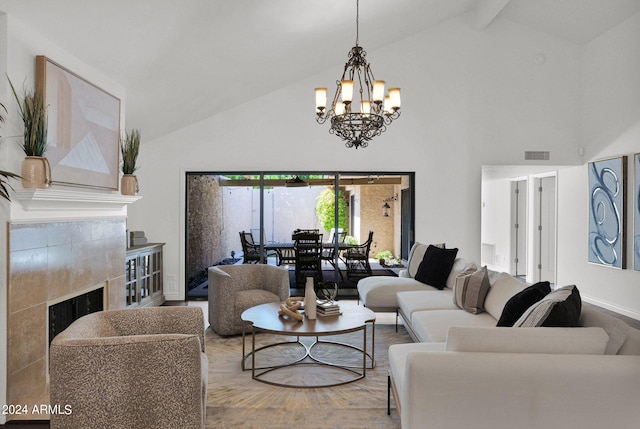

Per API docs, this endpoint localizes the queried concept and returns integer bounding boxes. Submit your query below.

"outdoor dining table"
[264,242,355,266]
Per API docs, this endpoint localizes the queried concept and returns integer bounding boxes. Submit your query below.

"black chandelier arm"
[382,109,401,125]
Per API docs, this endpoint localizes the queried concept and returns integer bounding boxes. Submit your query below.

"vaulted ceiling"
[1,0,638,141]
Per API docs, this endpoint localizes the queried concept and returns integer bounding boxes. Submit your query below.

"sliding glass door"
[185,172,414,299]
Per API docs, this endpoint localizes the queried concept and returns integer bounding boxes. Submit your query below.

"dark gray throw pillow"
[513,285,582,328]
[542,285,582,327]
[496,281,551,327]
[414,245,458,290]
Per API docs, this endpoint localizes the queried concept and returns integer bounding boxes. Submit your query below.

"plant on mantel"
[0,101,21,201]
[7,74,51,189]
[120,128,140,195]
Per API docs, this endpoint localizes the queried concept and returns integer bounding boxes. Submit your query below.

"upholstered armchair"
[49,306,208,429]
[208,264,290,335]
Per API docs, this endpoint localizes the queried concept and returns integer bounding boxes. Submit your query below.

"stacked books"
[129,230,148,247]
[316,300,341,317]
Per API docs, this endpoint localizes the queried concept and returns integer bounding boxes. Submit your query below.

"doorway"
[481,166,559,285]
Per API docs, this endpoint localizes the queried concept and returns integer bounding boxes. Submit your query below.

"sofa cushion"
[445,326,608,355]
[445,259,477,290]
[580,305,630,355]
[453,266,490,314]
[357,276,440,311]
[496,281,551,327]
[618,328,640,356]
[411,309,497,342]
[484,273,527,320]
[514,285,581,327]
[414,246,458,289]
[406,242,444,278]
[397,290,458,321]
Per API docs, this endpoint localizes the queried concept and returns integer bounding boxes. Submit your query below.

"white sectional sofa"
[356,243,640,429]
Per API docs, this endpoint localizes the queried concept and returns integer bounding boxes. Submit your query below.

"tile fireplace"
[6,218,126,420]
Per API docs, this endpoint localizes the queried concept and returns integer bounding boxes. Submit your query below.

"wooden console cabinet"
[125,243,165,307]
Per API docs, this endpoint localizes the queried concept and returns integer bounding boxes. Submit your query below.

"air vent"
[525,151,550,161]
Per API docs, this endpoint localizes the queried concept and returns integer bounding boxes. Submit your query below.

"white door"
[534,175,556,284]
[510,180,527,277]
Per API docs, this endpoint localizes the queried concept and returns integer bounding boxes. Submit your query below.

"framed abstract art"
[588,156,627,269]
[36,55,121,190]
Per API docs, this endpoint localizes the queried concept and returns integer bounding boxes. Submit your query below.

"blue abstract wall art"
[634,153,640,271]
[588,156,627,269]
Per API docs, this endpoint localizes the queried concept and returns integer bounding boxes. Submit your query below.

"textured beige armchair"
[49,306,208,429]
[208,264,290,335]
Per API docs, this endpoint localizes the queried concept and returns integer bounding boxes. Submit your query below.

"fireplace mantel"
[13,188,142,212]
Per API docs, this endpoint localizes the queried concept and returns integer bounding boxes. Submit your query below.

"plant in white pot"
[120,129,140,195]
[8,76,50,189]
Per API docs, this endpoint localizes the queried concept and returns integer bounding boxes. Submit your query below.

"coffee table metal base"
[242,324,375,388]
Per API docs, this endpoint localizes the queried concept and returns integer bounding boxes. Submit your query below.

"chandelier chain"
[355,0,359,46]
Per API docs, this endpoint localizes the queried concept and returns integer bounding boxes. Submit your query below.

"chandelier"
[315,0,401,149]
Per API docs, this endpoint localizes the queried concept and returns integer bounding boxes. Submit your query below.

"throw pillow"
[542,285,582,327]
[453,266,490,314]
[406,242,445,278]
[513,285,581,327]
[496,281,551,327]
[414,245,458,290]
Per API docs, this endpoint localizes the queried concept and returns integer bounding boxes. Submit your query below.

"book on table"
[317,300,341,316]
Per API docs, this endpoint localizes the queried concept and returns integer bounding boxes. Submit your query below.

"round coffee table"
[241,302,376,388]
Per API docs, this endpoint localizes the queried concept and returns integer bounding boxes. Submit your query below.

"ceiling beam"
[472,0,512,31]
[218,177,403,187]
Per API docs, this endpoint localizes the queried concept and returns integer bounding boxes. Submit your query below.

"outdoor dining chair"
[343,230,374,280]
[293,230,323,286]
[239,231,266,263]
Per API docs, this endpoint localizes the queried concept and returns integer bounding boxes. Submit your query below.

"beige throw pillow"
[406,242,445,278]
[453,266,490,314]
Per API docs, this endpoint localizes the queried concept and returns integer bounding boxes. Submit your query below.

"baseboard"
[581,295,640,322]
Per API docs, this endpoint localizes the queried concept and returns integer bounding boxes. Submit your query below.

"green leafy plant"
[315,188,348,233]
[0,100,20,201]
[7,75,48,157]
[344,235,358,245]
[375,250,394,261]
[121,129,141,174]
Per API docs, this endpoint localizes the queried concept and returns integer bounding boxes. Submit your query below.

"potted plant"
[120,129,140,195]
[8,76,50,189]
[0,101,20,200]
[375,250,394,266]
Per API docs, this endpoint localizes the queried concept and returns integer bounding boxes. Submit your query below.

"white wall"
[0,15,126,423]
[127,13,583,300]
[481,177,511,272]
[556,13,640,319]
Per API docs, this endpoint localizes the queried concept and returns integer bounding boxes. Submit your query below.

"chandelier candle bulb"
[372,80,385,102]
[315,87,327,111]
[335,102,346,116]
[383,96,392,114]
[360,100,371,115]
[341,80,354,103]
[388,88,401,109]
